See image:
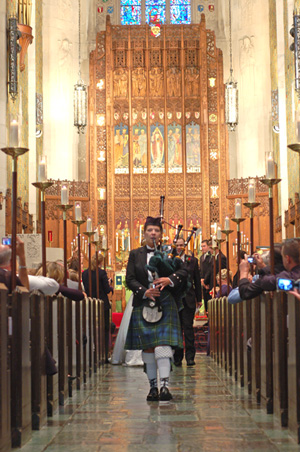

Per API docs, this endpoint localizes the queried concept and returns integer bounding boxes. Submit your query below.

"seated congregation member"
[238,239,300,300]
[173,237,202,367]
[232,250,247,288]
[0,236,29,291]
[36,261,85,301]
[216,269,233,297]
[82,253,113,362]
[125,216,188,401]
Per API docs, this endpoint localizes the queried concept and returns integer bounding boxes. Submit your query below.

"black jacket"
[82,268,112,309]
[181,255,202,309]
[126,246,188,307]
[204,251,227,289]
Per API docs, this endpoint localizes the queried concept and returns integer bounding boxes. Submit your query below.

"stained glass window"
[170,0,191,24]
[146,0,166,24]
[120,0,191,26]
[121,0,142,25]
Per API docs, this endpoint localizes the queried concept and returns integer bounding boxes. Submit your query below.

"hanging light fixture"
[74,0,87,134]
[225,0,238,131]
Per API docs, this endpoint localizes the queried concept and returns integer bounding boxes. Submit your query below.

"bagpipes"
[143,197,194,322]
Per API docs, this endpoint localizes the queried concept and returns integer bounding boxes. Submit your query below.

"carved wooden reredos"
[89,14,228,262]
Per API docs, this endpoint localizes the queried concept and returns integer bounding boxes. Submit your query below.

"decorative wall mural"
[186,122,201,173]
[150,123,165,173]
[168,123,182,173]
[114,123,129,174]
[133,124,147,173]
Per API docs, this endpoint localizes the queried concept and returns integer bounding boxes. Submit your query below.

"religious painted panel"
[133,124,147,174]
[114,124,129,174]
[150,123,165,173]
[133,217,144,248]
[167,123,182,174]
[186,122,201,173]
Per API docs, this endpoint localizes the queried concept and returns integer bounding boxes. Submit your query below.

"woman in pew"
[82,253,113,362]
[216,269,233,297]
[35,261,85,301]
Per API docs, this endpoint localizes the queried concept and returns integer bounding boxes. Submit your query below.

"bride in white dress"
[111,294,143,366]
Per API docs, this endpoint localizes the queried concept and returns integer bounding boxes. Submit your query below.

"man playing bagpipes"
[125,216,189,401]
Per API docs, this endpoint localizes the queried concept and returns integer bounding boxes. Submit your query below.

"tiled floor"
[20,355,299,451]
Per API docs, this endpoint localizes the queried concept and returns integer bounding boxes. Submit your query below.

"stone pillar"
[0,3,7,238]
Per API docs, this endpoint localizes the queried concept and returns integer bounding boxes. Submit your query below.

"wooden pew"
[227,302,233,376]
[272,292,288,426]
[57,294,68,405]
[288,293,300,442]
[238,302,244,387]
[76,298,83,389]
[232,304,238,382]
[30,292,47,430]
[10,287,32,448]
[45,296,59,416]
[0,284,10,452]
[66,299,77,396]
[251,296,261,404]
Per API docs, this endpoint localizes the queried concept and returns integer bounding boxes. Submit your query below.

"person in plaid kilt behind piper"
[125,216,188,401]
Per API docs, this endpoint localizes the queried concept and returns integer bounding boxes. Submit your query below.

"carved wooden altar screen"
[89,14,228,267]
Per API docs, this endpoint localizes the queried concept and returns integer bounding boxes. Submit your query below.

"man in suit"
[199,239,212,313]
[82,253,113,362]
[125,216,188,401]
[174,237,202,367]
[204,243,227,295]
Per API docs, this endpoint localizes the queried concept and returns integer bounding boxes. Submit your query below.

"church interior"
[1,0,300,450]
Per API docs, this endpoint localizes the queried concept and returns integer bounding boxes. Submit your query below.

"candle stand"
[221,228,234,375]
[261,179,281,274]
[71,219,86,290]
[83,231,95,297]
[216,238,225,298]
[92,238,101,372]
[32,181,54,276]
[57,204,73,285]
[84,231,95,378]
[100,247,109,271]
[1,147,29,290]
[231,217,246,386]
[243,202,260,258]
[212,242,218,297]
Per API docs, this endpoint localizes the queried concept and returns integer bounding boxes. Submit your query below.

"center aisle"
[20,355,299,452]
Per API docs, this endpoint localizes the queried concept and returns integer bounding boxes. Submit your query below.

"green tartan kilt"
[125,291,183,350]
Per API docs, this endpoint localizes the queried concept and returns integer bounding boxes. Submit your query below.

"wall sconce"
[290,10,300,99]
[7,16,21,102]
[17,23,33,72]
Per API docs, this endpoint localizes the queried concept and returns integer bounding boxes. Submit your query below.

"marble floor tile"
[18,355,300,452]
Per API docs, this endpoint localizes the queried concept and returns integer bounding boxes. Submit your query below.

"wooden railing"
[0,285,107,451]
[209,292,300,442]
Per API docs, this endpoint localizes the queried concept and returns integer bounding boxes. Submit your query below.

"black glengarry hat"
[144,216,163,232]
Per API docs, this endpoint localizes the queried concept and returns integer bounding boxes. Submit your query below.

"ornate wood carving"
[89,15,229,261]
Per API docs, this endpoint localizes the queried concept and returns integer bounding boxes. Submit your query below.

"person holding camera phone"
[0,236,29,292]
[238,239,300,300]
